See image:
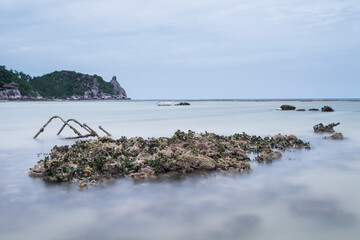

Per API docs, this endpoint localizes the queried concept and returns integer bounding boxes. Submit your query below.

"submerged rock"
[321,106,334,112]
[280,105,296,110]
[326,132,344,140]
[78,180,88,189]
[313,122,340,133]
[255,148,282,163]
[29,130,310,183]
[296,109,305,111]
[309,108,319,111]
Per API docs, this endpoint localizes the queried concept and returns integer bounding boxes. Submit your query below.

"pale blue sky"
[1,0,359,99]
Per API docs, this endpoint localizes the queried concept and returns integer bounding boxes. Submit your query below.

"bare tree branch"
[34,116,82,139]
[57,119,91,135]
[99,126,112,136]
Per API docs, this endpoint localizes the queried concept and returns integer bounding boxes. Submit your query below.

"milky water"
[0,100,360,240]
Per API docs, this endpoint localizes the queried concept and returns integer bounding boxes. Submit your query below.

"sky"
[0,0,359,99]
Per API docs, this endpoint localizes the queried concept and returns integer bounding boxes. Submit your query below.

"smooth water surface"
[0,100,359,240]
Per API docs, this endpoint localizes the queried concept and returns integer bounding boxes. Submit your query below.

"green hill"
[0,66,127,99]
[30,71,114,99]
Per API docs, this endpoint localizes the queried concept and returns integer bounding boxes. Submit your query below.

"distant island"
[0,66,129,100]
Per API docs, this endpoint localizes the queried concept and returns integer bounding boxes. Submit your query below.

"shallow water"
[0,100,359,240]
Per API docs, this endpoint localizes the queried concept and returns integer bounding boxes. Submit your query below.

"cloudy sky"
[1,0,359,99]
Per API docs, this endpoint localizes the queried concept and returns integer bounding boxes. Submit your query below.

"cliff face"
[68,74,128,100]
[110,76,127,99]
[78,76,127,100]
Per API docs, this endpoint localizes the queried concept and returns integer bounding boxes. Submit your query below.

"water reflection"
[289,198,355,226]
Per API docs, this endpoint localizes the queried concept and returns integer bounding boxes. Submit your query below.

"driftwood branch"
[34,116,111,140]
[83,124,100,138]
[99,126,112,136]
[34,116,82,139]
[57,119,91,135]
[65,134,97,140]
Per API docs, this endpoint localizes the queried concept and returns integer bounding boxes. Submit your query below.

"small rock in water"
[175,102,190,106]
[321,106,334,112]
[326,132,343,140]
[78,180,87,189]
[280,105,296,110]
[313,122,340,133]
[255,148,282,163]
[296,109,305,111]
[309,108,319,111]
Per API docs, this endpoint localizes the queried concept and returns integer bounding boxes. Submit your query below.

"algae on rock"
[29,130,310,183]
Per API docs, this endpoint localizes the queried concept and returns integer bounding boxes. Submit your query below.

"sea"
[0,100,359,240]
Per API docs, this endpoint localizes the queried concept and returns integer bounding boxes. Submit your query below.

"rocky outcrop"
[313,122,340,133]
[72,76,128,100]
[325,132,343,140]
[110,76,127,99]
[0,88,22,100]
[29,130,310,184]
[280,105,296,110]
[309,108,319,111]
[82,78,111,100]
[321,106,334,112]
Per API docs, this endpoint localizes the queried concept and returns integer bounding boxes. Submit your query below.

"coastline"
[0,98,359,102]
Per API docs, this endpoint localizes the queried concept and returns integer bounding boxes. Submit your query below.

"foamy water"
[0,100,359,240]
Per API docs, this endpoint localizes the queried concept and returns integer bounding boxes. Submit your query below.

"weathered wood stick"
[83,124,100,138]
[99,126,112,136]
[82,124,94,134]
[65,134,96,140]
[57,119,91,135]
[33,116,82,139]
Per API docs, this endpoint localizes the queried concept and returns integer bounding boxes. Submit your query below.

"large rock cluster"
[0,88,21,100]
[29,130,310,184]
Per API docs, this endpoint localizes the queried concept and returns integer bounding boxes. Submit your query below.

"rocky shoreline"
[0,98,131,102]
[29,130,310,187]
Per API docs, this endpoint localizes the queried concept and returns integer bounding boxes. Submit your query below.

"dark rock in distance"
[280,105,296,110]
[321,106,334,112]
[309,108,319,111]
[175,102,190,106]
[313,122,340,133]
[296,109,305,111]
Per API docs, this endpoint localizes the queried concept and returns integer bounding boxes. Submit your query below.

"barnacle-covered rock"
[29,130,310,183]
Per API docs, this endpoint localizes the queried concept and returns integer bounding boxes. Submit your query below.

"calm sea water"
[0,100,359,240]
